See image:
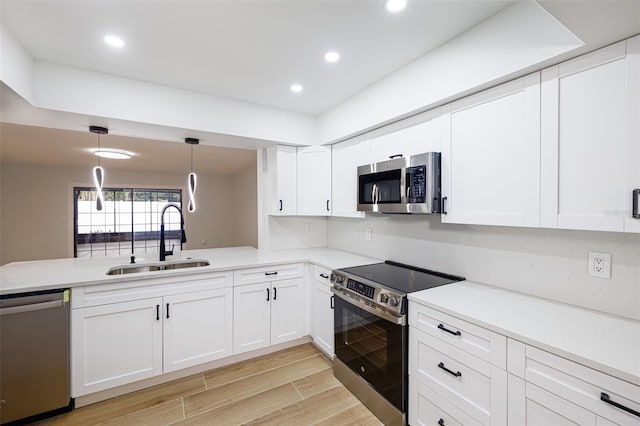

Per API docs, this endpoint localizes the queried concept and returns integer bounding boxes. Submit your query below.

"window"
[74,188,183,258]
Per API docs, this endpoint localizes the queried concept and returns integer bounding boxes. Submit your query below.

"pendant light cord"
[190,143,194,173]
[97,133,101,166]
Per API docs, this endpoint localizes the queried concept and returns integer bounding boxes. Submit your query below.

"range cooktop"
[338,260,464,295]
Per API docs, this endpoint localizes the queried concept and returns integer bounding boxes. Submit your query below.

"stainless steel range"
[330,261,464,426]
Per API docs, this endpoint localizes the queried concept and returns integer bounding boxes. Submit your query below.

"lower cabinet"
[162,288,233,373]
[233,265,304,354]
[507,341,640,426]
[71,272,233,397]
[73,297,164,395]
[311,265,334,357]
[409,301,640,426]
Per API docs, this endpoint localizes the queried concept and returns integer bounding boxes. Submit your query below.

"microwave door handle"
[372,184,378,204]
[375,185,380,204]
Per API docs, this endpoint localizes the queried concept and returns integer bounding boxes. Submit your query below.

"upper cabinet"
[441,73,541,227]
[540,37,640,233]
[297,146,332,216]
[267,145,297,216]
[367,110,442,163]
[331,136,367,218]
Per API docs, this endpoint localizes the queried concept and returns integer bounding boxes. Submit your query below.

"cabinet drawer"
[410,377,483,426]
[523,346,640,425]
[410,327,500,424]
[409,302,506,368]
[313,264,331,285]
[74,271,233,308]
[233,263,304,286]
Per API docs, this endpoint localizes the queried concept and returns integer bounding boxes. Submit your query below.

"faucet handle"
[166,243,174,257]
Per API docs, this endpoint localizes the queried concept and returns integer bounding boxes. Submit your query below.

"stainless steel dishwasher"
[0,289,72,424]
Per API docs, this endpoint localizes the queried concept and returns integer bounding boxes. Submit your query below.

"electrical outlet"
[365,228,372,241]
[306,224,312,233]
[588,252,611,279]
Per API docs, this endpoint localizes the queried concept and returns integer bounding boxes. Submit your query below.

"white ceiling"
[0,0,514,115]
[0,122,256,175]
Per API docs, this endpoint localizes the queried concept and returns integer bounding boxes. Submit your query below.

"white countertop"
[0,246,380,295]
[409,281,640,387]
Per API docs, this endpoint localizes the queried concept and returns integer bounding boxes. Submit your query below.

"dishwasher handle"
[0,300,63,316]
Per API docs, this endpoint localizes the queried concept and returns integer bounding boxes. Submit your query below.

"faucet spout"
[160,203,186,261]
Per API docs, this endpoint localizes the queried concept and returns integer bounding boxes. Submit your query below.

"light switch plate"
[588,252,611,279]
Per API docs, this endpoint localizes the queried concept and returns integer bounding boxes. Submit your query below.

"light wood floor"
[36,344,382,426]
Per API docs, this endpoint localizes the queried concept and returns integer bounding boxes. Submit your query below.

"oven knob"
[331,274,343,284]
[388,296,400,306]
[379,293,389,303]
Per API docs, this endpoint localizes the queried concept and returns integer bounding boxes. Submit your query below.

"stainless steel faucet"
[159,203,186,261]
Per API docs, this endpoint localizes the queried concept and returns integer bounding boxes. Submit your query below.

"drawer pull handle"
[438,419,445,426]
[601,392,640,418]
[438,362,461,377]
[265,271,278,276]
[438,323,461,336]
[320,273,329,279]
[266,288,270,302]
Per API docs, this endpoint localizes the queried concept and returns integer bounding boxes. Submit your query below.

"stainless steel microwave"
[357,152,441,214]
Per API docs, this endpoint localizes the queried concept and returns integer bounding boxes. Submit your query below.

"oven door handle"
[331,288,406,326]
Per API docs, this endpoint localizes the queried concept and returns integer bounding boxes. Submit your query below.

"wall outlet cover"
[588,252,611,279]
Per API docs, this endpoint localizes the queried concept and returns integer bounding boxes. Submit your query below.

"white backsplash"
[327,215,640,321]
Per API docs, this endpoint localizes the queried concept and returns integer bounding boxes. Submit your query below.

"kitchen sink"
[106,259,210,275]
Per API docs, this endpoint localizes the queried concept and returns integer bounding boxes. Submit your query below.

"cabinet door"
[624,36,640,233]
[331,138,366,218]
[367,113,442,163]
[163,288,233,373]
[72,297,163,396]
[312,280,334,357]
[233,282,271,354]
[441,73,541,227]
[267,145,297,215]
[297,146,332,216]
[270,277,304,345]
[541,40,639,232]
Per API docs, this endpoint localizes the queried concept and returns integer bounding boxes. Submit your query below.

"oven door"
[333,291,407,412]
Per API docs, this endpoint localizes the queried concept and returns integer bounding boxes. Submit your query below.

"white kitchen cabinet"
[297,145,332,216]
[507,342,640,426]
[163,287,233,373]
[367,110,442,163]
[541,37,640,232]
[267,144,297,215]
[441,73,541,227]
[331,137,367,218]
[233,264,304,354]
[311,264,334,357]
[408,302,507,426]
[72,297,163,395]
[71,271,233,397]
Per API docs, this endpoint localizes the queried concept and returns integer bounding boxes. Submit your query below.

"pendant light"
[90,126,108,211]
[185,137,199,212]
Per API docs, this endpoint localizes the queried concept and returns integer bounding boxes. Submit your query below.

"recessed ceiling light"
[104,35,125,48]
[94,149,132,159]
[384,0,407,13]
[324,51,340,63]
[290,84,303,93]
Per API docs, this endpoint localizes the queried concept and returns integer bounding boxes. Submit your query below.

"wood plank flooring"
[35,344,382,426]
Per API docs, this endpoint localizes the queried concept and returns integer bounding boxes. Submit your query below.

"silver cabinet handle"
[633,189,640,219]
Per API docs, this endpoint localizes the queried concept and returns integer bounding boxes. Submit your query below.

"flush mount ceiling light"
[89,125,108,211]
[104,35,125,48]
[324,51,340,63]
[93,149,132,159]
[290,84,303,93]
[185,137,199,213]
[384,0,407,12]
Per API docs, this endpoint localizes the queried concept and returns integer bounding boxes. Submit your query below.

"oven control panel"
[330,271,405,316]
[346,279,375,299]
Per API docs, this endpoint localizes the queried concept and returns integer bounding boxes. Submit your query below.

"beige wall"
[0,162,257,265]
[231,165,258,248]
